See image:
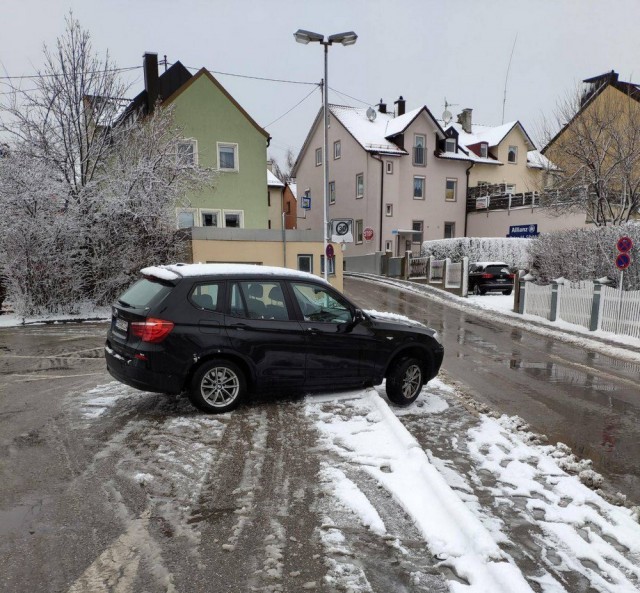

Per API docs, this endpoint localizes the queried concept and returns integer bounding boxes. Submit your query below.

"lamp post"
[294,29,357,281]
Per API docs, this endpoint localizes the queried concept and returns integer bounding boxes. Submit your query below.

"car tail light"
[508,274,515,279]
[481,273,494,279]
[130,318,174,343]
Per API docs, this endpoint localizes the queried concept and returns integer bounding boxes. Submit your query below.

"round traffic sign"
[335,222,349,236]
[616,252,632,270]
[363,227,374,242]
[326,244,335,258]
[617,236,634,253]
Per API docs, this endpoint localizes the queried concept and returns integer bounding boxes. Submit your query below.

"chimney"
[143,52,159,113]
[457,108,473,134]
[377,99,387,114]
[394,96,406,117]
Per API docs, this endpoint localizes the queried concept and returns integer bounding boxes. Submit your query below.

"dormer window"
[508,145,518,163]
[480,143,488,159]
[445,138,456,153]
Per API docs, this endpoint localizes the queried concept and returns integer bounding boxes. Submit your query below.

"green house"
[124,53,271,229]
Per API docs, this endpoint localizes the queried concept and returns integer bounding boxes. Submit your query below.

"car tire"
[385,357,424,406]
[473,284,482,296]
[479,289,487,295]
[502,289,512,296]
[189,359,246,413]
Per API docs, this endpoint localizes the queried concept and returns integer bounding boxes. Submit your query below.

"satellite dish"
[442,110,452,125]
[366,107,377,122]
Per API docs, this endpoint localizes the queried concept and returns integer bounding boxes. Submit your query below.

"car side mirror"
[353,309,366,323]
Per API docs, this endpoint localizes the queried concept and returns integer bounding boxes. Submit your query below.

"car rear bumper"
[105,342,183,395]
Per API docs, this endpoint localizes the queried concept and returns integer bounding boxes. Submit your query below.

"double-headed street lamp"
[294,29,357,281]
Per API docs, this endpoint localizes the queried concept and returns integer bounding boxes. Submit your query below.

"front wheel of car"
[385,357,424,406]
[189,359,246,413]
[502,289,512,296]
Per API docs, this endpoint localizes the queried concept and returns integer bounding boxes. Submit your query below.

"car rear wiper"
[117,299,133,308]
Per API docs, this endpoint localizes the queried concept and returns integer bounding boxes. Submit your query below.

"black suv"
[468,262,515,295]
[105,264,444,413]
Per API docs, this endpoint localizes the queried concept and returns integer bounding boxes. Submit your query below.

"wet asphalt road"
[344,276,640,506]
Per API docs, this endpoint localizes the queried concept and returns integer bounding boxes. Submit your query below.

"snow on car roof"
[141,263,327,283]
[472,261,509,267]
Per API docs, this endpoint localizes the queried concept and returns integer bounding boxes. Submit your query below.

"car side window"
[189,283,222,311]
[291,282,352,324]
[230,281,291,320]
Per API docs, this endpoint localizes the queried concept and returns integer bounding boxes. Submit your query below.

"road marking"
[14,373,105,382]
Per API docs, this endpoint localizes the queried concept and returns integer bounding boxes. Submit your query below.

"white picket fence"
[429,259,444,283]
[523,283,553,320]
[599,285,640,339]
[557,280,594,329]
[445,261,463,288]
[523,279,640,339]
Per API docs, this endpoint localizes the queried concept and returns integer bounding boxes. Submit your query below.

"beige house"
[293,98,474,257]
[447,109,587,237]
[188,227,343,290]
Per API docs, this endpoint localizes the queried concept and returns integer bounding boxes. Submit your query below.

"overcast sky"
[2,0,639,165]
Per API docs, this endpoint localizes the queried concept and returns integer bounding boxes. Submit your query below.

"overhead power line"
[0,65,141,81]
[264,86,320,128]
[182,64,317,86]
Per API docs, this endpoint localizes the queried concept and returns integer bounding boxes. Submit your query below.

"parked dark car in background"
[105,264,444,413]
[468,262,515,295]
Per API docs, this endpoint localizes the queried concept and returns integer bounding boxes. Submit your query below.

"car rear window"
[117,278,173,309]
[485,265,510,274]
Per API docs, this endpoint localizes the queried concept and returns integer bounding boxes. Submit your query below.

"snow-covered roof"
[448,121,536,151]
[384,107,424,137]
[141,263,326,283]
[267,170,284,187]
[330,105,407,155]
[287,181,297,199]
[527,150,559,171]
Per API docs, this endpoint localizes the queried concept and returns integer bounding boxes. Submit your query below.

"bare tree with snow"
[539,81,640,226]
[0,14,215,312]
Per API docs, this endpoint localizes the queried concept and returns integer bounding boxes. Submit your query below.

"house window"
[445,138,456,153]
[413,134,426,166]
[412,220,423,244]
[298,254,313,274]
[385,240,392,252]
[385,203,393,216]
[386,161,393,174]
[334,140,341,160]
[177,139,198,165]
[445,178,457,202]
[176,208,196,229]
[508,145,518,163]
[356,219,363,244]
[329,181,336,205]
[217,142,238,171]
[356,173,364,198]
[223,210,244,228]
[320,255,336,276]
[444,222,455,238]
[315,147,322,166]
[200,209,220,227]
[286,201,291,214]
[480,143,488,159]
[413,176,425,199]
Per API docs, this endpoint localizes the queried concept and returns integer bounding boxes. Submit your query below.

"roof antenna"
[501,34,517,124]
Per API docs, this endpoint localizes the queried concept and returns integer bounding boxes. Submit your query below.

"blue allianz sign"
[508,224,538,238]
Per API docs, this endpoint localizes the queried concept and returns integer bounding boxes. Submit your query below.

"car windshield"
[117,278,173,309]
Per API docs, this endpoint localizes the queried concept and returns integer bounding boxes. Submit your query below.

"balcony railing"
[467,184,539,213]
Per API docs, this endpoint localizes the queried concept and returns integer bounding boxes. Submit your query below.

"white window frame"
[445,178,457,202]
[385,240,392,252]
[385,203,393,217]
[298,254,313,274]
[315,147,322,166]
[480,143,488,159]
[386,161,393,174]
[356,173,364,199]
[445,138,456,153]
[222,209,244,228]
[199,208,221,227]
[333,140,341,160]
[217,142,239,172]
[176,207,197,229]
[355,219,363,244]
[321,255,336,276]
[413,176,425,200]
[177,138,198,165]
[508,145,518,164]
[329,181,336,205]
[413,134,426,166]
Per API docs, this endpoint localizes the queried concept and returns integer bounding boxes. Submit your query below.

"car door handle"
[305,327,318,334]
[229,323,249,330]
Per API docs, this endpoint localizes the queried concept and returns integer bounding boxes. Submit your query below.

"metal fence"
[429,259,444,283]
[445,261,463,288]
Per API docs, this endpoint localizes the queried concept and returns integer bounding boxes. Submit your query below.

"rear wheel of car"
[502,289,512,296]
[189,359,246,413]
[385,357,424,406]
